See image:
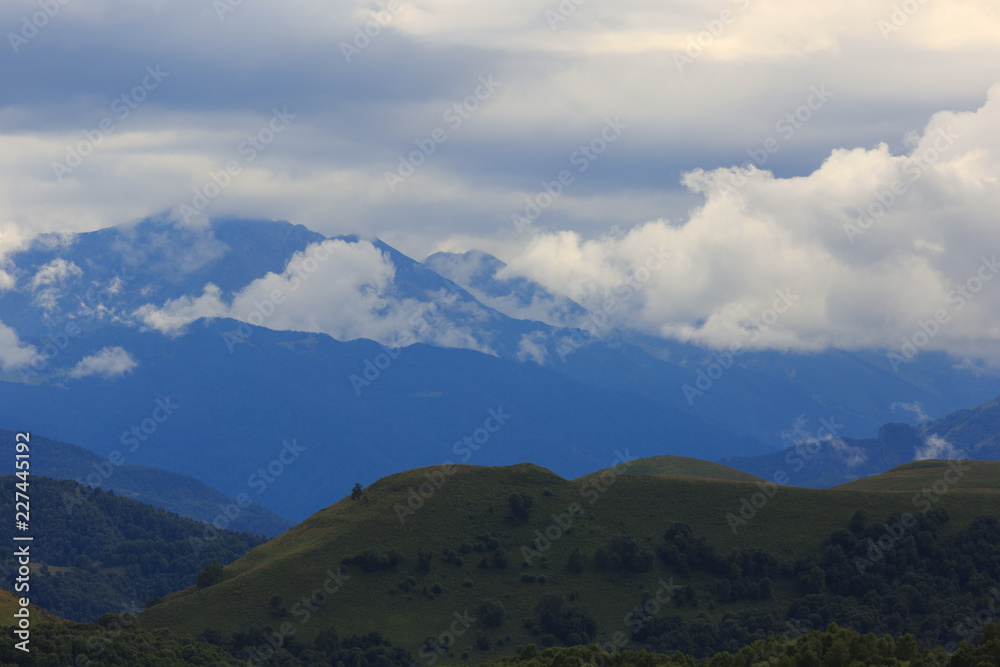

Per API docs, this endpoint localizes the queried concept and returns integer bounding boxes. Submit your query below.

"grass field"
[137,458,1000,662]
[575,454,764,483]
[833,459,1000,491]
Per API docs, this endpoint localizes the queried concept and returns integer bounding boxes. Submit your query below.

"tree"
[479,598,506,628]
[197,559,225,588]
[509,493,534,522]
[351,483,364,501]
[850,509,867,533]
[566,547,586,573]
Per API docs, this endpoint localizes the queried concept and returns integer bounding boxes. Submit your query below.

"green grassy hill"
[139,460,1000,662]
[0,588,63,625]
[832,459,1000,491]
[0,476,269,623]
[575,454,764,483]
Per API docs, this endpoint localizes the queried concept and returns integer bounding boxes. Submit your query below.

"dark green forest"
[0,476,266,622]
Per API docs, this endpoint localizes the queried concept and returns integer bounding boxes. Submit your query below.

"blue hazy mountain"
[719,395,1000,487]
[424,250,594,330]
[0,428,293,536]
[2,216,1000,518]
[0,319,761,519]
[422,250,1000,447]
[0,216,327,338]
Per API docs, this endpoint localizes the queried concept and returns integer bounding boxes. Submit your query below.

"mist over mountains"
[1,216,998,519]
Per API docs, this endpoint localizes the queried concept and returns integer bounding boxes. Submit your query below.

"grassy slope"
[575,455,764,483]
[832,459,1000,491]
[0,588,62,624]
[140,462,1000,661]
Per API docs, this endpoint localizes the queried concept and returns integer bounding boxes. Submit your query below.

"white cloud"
[0,0,998,365]
[501,84,1000,360]
[30,258,83,289]
[516,331,548,365]
[780,414,867,467]
[133,283,229,337]
[0,321,38,371]
[892,401,930,423]
[68,346,139,379]
[915,434,965,461]
[134,239,494,352]
[29,258,84,311]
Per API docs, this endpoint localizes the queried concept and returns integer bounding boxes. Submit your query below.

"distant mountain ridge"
[2,216,1000,519]
[720,394,1000,487]
[424,249,594,332]
[0,428,294,536]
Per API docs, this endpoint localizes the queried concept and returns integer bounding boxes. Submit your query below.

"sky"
[2,0,1000,362]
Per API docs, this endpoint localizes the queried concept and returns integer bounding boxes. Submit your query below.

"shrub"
[479,598,506,628]
[196,559,224,588]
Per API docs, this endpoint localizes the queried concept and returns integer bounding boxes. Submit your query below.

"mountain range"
[1,216,999,519]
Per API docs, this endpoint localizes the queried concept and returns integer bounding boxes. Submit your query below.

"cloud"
[68,346,138,379]
[915,435,966,461]
[0,270,14,292]
[892,401,931,423]
[133,283,229,337]
[516,331,547,365]
[500,84,1000,361]
[0,321,38,371]
[780,415,867,467]
[0,0,998,365]
[30,258,83,289]
[424,250,594,331]
[134,238,493,352]
[1,0,999,263]
[29,258,84,311]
